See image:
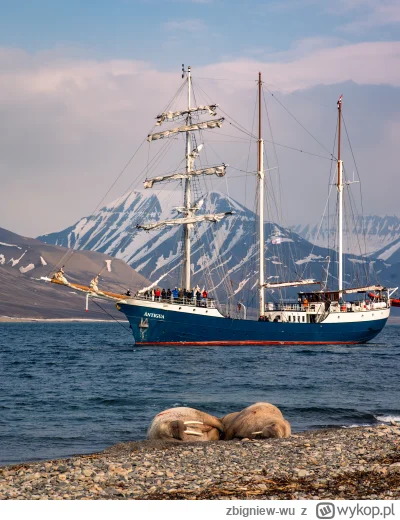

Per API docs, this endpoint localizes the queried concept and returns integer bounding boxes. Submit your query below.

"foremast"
[183,66,192,290]
[138,66,232,291]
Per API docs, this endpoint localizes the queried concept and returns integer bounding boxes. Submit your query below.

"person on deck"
[303,297,309,309]
[155,288,161,301]
[172,287,178,300]
[161,288,166,300]
[166,288,171,300]
[125,289,132,297]
[196,290,201,307]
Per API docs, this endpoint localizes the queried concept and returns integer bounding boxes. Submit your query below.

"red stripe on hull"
[136,340,360,346]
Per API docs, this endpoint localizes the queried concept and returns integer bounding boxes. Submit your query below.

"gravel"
[1,424,399,500]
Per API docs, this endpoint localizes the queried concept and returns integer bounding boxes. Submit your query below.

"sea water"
[0,322,399,466]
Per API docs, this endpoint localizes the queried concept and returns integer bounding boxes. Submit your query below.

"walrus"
[224,402,291,440]
[220,411,241,432]
[147,407,224,442]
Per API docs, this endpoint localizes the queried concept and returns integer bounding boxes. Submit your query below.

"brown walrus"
[223,402,291,440]
[147,407,224,442]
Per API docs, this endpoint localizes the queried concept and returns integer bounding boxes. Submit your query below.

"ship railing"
[265,302,306,312]
[135,293,216,308]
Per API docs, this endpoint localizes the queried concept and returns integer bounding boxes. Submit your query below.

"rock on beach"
[1,425,400,500]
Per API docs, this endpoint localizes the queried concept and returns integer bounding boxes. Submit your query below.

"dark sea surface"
[1,322,399,466]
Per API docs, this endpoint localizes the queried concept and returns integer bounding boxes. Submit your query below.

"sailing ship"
[48,67,397,345]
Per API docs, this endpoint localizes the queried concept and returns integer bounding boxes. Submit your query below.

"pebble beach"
[1,424,399,500]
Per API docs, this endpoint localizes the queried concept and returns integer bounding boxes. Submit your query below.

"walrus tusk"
[184,430,203,436]
[252,431,263,434]
[183,421,204,425]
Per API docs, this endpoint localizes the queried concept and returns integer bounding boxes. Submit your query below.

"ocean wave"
[375,415,400,423]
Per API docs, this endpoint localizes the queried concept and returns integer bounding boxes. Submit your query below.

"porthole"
[193,309,196,312]
[179,307,182,310]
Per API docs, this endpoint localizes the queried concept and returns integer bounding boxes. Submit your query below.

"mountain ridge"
[38,190,399,304]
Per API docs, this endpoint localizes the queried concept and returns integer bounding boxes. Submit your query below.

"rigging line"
[49,136,171,275]
[299,122,338,282]
[195,76,256,82]
[245,92,258,218]
[226,122,335,161]
[90,136,148,217]
[89,298,132,333]
[262,84,337,160]
[261,82,298,281]
[345,172,370,283]
[192,79,256,138]
[262,82,333,109]
[342,114,369,271]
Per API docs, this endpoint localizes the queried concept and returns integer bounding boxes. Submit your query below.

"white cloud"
[0,42,399,237]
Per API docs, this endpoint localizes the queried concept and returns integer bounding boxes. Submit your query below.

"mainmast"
[258,72,265,317]
[337,95,343,294]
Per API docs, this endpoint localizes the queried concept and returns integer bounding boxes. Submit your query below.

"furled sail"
[144,164,227,189]
[263,279,320,288]
[148,118,224,142]
[156,105,218,125]
[343,285,385,294]
[137,212,233,231]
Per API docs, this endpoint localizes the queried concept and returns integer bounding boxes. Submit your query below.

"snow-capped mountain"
[293,215,400,260]
[38,190,396,304]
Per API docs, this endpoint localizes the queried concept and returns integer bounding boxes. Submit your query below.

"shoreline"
[1,424,399,500]
[0,316,128,323]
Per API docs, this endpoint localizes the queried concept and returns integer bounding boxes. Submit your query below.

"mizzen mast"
[337,95,344,294]
[258,72,265,317]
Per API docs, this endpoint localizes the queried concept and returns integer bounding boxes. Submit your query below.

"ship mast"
[258,72,265,317]
[337,95,343,294]
[183,66,192,290]
[139,66,232,285]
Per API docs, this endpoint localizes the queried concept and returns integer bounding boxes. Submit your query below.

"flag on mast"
[337,94,343,108]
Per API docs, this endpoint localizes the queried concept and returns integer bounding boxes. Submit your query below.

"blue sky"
[1,0,399,65]
[0,0,399,235]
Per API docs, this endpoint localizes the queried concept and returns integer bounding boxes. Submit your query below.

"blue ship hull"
[118,303,388,345]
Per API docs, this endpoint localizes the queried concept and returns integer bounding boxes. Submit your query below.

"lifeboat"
[391,298,400,308]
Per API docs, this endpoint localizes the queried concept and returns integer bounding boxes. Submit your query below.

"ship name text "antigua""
[144,312,165,319]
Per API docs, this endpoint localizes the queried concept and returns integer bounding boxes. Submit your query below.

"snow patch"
[378,240,400,261]
[295,254,323,265]
[0,254,5,265]
[0,241,21,249]
[19,263,35,273]
[233,277,250,295]
[105,259,112,272]
[9,251,26,267]
[40,256,47,266]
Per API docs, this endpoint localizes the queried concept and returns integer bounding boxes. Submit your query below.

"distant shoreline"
[0,316,128,323]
